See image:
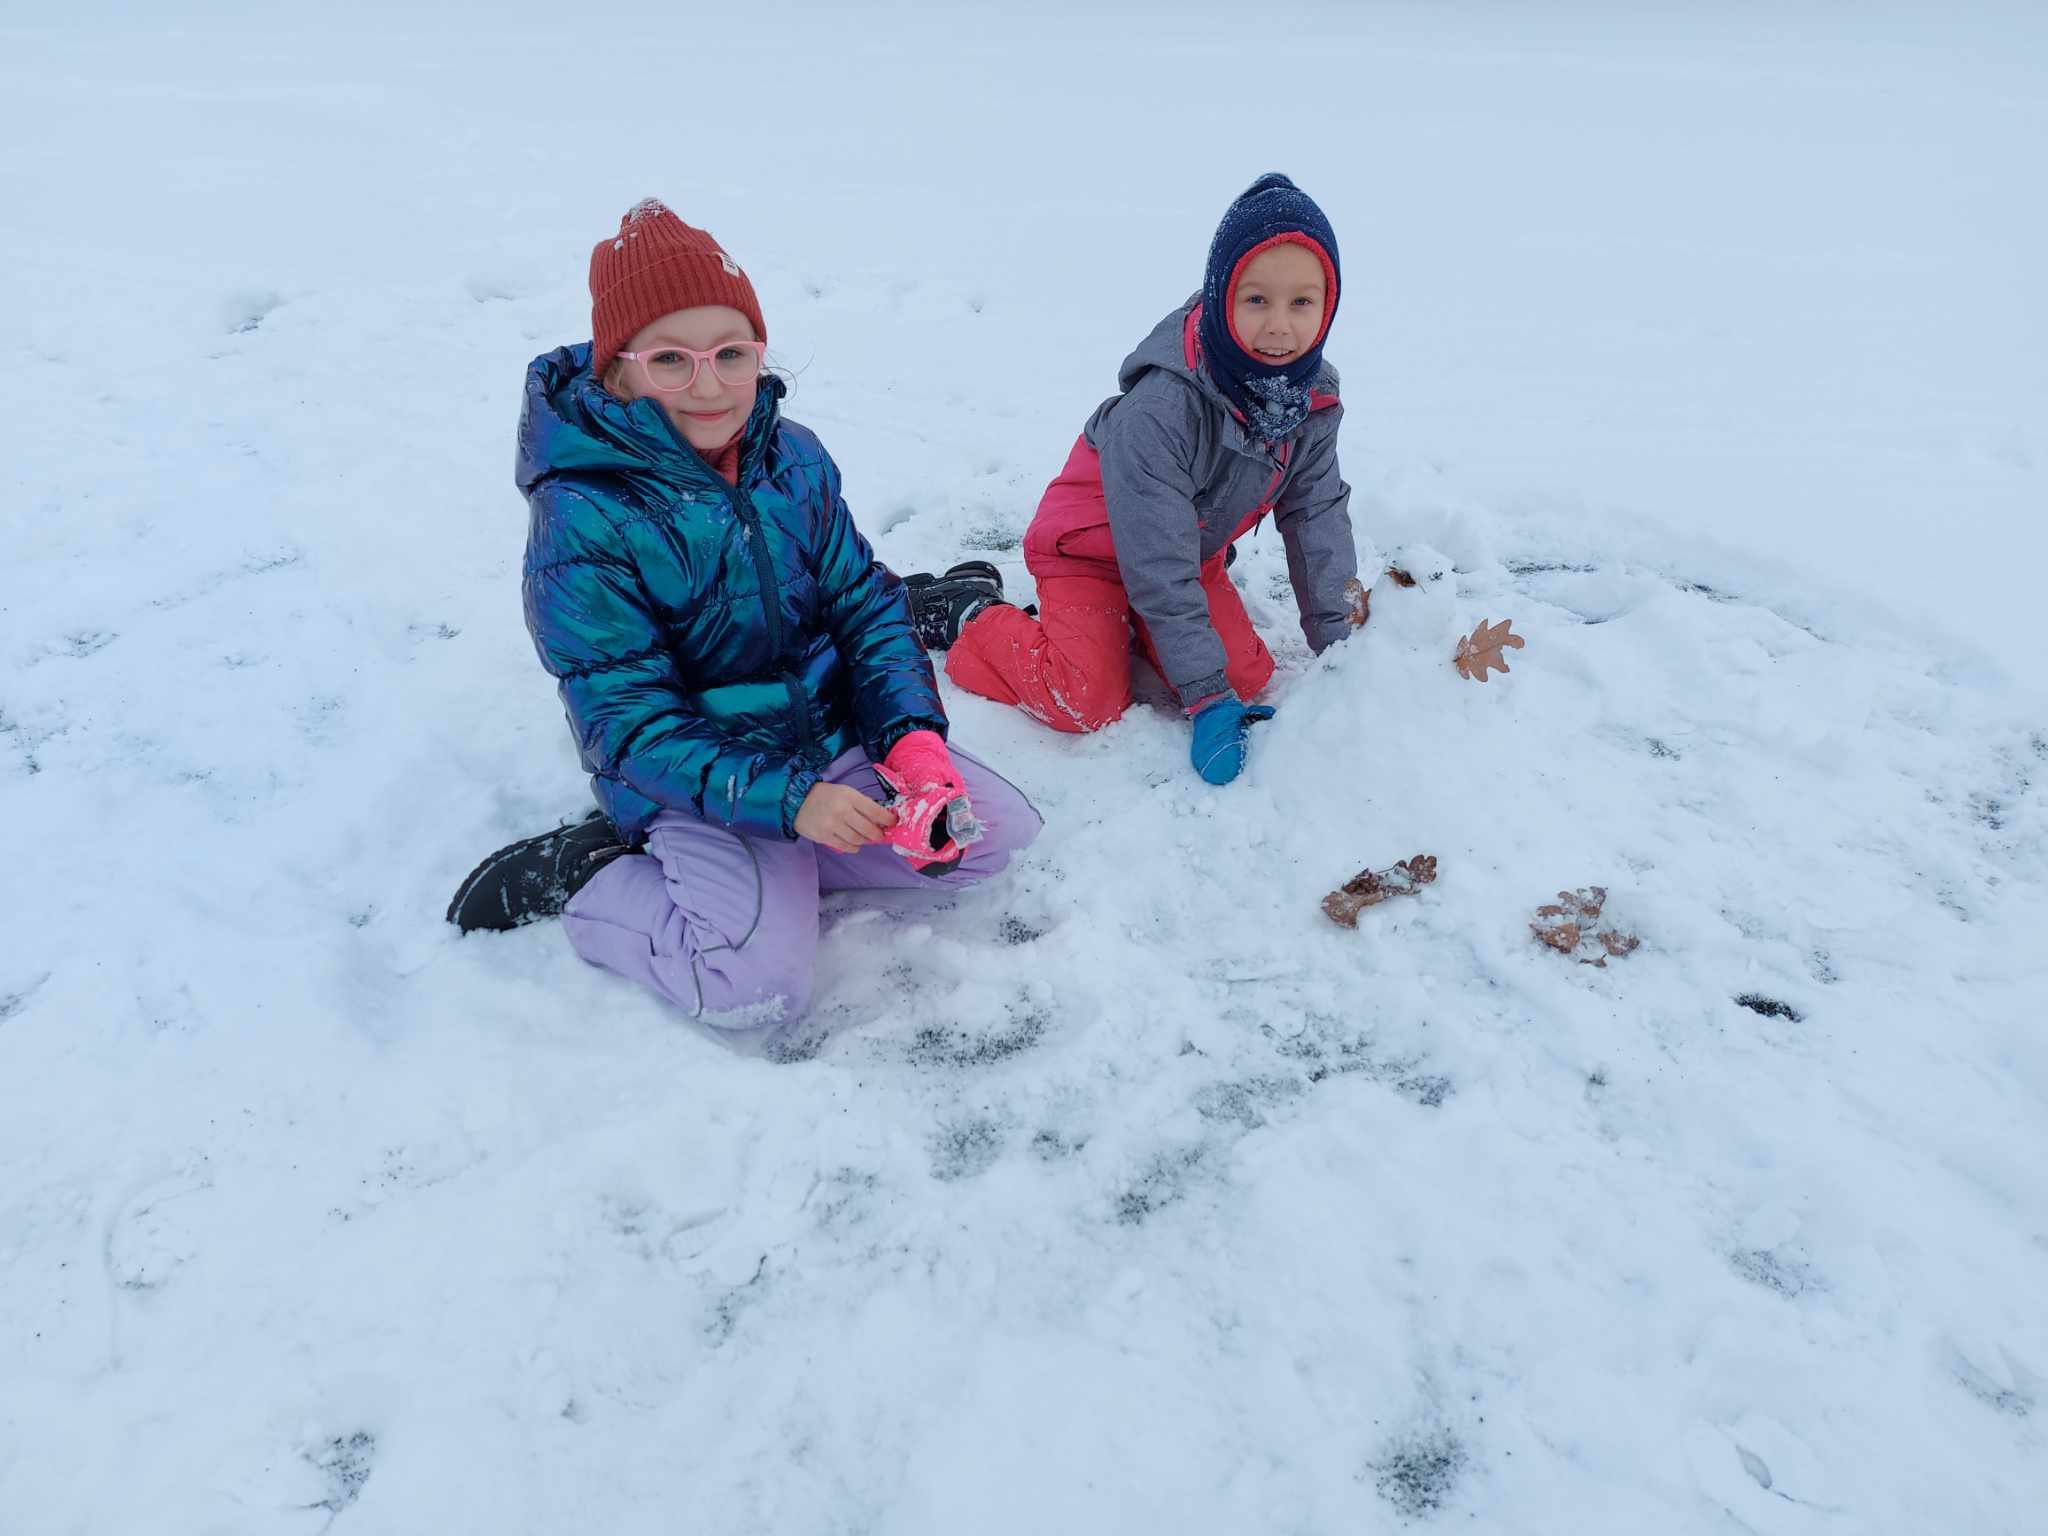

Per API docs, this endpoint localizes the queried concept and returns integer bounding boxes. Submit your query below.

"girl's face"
[1230,242,1328,367]
[611,305,761,454]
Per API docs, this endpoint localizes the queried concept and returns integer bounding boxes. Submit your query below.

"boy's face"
[1230,242,1328,367]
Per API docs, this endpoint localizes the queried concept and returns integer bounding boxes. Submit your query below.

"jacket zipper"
[655,409,822,768]
[728,479,821,764]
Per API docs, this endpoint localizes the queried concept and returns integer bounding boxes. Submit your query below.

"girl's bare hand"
[794,782,896,854]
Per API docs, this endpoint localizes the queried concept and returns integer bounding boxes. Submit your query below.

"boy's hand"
[1188,694,1276,785]
[795,782,897,854]
[1343,576,1370,628]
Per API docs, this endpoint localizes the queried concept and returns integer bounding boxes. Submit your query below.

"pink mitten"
[874,730,981,873]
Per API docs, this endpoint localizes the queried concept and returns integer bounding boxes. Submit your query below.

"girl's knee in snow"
[645,942,815,1029]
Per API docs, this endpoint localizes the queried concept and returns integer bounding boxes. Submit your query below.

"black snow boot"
[446,810,632,933]
[904,561,1006,651]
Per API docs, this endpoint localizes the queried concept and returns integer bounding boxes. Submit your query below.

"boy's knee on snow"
[1021,687,1125,735]
[1051,675,1130,733]
[1072,699,1127,734]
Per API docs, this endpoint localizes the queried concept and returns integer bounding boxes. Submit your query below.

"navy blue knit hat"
[1197,173,1342,441]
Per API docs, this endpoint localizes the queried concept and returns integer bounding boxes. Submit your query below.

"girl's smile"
[609,304,761,453]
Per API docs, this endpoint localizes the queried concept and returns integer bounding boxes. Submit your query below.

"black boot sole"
[446,811,627,933]
[905,562,1003,595]
[945,560,1002,588]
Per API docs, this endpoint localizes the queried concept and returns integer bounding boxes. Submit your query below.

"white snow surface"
[4,3,2047,1531]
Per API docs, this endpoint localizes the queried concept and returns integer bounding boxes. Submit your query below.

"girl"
[905,174,1365,785]
[448,200,1040,1026]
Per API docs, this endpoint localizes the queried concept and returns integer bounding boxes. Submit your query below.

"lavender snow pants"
[560,744,1040,1025]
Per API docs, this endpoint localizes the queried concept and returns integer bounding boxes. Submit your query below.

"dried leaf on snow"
[1453,618,1526,683]
[1555,886,1606,920]
[1323,854,1439,928]
[1386,565,1419,588]
[1531,886,1639,965]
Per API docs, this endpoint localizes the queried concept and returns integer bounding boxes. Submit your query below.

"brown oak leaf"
[1557,887,1606,920]
[1453,618,1526,683]
[1597,929,1641,959]
[1386,565,1419,588]
[1323,854,1438,928]
[1532,886,1641,964]
[1391,854,1438,889]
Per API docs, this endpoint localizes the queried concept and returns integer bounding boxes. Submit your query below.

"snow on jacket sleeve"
[1097,382,1234,707]
[1273,402,1360,654]
[523,487,815,841]
[808,449,949,760]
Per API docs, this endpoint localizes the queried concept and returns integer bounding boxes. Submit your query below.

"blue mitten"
[1189,695,1277,785]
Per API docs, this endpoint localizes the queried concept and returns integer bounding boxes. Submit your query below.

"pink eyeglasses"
[616,340,768,392]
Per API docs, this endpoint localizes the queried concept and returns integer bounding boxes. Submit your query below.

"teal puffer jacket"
[517,344,946,843]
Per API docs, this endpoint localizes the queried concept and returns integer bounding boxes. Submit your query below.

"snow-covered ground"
[4,3,2046,1531]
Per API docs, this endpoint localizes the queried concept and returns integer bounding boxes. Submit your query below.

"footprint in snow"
[222,288,282,335]
[1683,1415,1837,1529]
